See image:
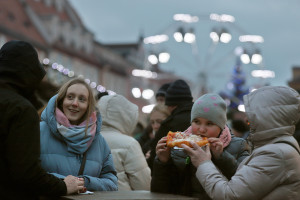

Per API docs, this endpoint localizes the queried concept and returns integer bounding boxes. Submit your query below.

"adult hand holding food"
[182,141,211,168]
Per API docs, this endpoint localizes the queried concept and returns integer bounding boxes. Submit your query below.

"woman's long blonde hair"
[56,78,96,132]
[150,104,170,118]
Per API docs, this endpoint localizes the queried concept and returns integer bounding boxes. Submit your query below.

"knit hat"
[156,82,171,98]
[191,93,227,129]
[165,79,193,106]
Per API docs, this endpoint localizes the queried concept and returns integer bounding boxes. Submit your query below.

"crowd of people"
[1,40,300,200]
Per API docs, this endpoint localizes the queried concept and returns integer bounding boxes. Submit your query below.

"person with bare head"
[138,104,170,161]
[40,78,118,192]
[0,40,82,199]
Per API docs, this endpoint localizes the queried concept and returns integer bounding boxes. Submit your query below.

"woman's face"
[191,117,221,138]
[150,111,167,132]
[62,83,89,125]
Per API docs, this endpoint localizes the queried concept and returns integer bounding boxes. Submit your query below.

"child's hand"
[156,136,171,163]
[208,137,224,159]
[183,126,192,136]
[182,142,211,168]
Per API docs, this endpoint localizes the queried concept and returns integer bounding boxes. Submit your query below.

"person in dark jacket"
[152,94,249,199]
[0,40,83,200]
[155,82,171,104]
[148,79,194,171]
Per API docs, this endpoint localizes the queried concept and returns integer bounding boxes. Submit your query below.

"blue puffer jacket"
[40,95,118,191]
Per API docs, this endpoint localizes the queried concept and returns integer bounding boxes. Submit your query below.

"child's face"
[191,117,221,138]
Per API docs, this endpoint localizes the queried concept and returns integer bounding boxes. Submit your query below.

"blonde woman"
[40,78,118,192]
[138,104,170,159]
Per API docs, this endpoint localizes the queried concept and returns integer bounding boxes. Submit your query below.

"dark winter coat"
[0,40,66,200]
[148,102,193,170]
[151,134,249,199]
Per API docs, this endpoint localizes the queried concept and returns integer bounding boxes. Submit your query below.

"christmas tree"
[220,58,249,109]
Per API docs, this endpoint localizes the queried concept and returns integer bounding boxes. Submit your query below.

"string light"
[42,57,116,94]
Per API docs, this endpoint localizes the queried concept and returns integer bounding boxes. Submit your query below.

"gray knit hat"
[191,93,227,129]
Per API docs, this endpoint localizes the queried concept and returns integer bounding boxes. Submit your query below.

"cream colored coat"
[98,94,151,191]
[196,86,300,200]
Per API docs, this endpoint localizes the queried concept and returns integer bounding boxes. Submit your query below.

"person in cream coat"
[98,94,151,191]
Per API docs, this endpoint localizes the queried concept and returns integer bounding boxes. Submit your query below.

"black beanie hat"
[156,82,171,98]
[165,79,193,106]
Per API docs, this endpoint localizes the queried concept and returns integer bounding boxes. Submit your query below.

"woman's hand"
[64,175,85,195]
[156,136,171,163]
[208,137,224,159]
[182,142,211,168]
[77,177,86,193]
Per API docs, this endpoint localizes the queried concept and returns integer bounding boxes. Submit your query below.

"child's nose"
[199,126,206,133]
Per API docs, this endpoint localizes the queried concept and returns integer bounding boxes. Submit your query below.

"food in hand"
[166,131,209,148]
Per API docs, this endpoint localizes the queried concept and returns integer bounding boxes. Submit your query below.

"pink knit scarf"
[55,108,97,153]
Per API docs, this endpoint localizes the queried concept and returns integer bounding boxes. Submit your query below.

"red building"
[0,0,182,124]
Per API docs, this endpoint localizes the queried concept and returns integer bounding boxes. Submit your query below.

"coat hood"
[243,86,300,148]
[0,40,45,97]
[98,94,139,136]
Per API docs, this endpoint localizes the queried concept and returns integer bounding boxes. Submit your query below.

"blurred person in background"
[98,94,151,191]
[0,40,82,199]
[155,82,171,104]
[137,104,170,164]
[95,91,109,101]
[135,82,170,143]
[40,78,118,192]
[228,109,249,138]
[228,109,252,152]
[148,79,194,171]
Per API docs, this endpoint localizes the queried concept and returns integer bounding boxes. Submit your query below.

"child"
[183,86,300,199]
[151,93,249,199]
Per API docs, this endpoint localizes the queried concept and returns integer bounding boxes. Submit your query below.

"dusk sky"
[70,0,300,95]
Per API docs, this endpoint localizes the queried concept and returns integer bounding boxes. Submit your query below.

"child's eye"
[67,95,73,100]
[207,122,214,126]
[192,120,200,125]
